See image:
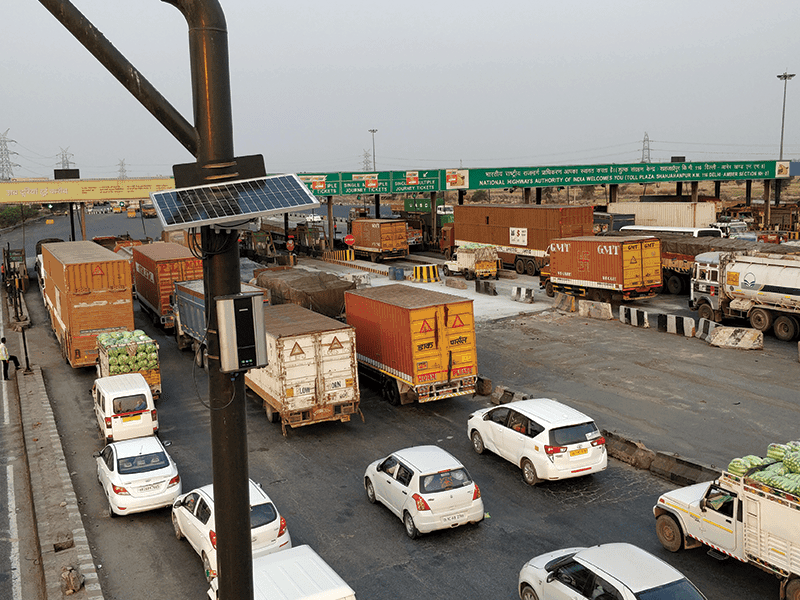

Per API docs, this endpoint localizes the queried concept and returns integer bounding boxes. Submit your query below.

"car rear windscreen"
[118,452,168,474]
[250,502,278,528]
[550,422,600,446]
[113,393,148,414]
[420,468,472,493]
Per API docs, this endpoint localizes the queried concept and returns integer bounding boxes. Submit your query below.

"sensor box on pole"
[215,292,267,373]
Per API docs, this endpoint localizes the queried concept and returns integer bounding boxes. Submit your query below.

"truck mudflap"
[414,376,477,403]
[277,402,364,437]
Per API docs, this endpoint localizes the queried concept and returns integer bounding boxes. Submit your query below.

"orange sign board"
[0,177,175,204]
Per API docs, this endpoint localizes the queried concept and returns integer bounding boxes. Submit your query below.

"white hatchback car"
[467,398,606,485]
[95,435,181,517]
[518,542,707,600]
[172,479,292,582]
[363,445,484,539]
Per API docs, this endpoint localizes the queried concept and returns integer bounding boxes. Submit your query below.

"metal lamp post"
[776,71,795,207]
[369,129,377,171]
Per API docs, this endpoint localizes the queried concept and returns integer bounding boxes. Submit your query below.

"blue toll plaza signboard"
[296,160,786,197]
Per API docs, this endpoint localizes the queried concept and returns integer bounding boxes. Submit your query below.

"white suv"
[467,398,606,485]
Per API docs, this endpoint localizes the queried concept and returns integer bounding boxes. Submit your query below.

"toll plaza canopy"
[0,159,791,203]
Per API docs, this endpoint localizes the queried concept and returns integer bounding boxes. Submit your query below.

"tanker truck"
[690,251,800,341]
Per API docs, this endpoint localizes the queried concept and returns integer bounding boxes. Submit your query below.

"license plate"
[138,484,158,493]
[122,414,141,423]
[570,448,588,457]
[442,513,465,523]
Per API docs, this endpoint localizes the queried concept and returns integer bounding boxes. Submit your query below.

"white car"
[467,398,606,485]
[518,542,707,600]
[172,479,292,582]
[363,445,484,539]
[95,436,181,517]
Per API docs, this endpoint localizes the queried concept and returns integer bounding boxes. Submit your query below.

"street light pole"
[369,129,377,171]
[777,71,795,207]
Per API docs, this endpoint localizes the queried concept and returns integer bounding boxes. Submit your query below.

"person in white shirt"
[0,337,20,380]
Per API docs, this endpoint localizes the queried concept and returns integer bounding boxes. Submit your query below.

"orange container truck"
[344,284,478,405]
[132,243,203,328]
[350,219,408,262]
[540,236,662,302]
[40,241,134,368]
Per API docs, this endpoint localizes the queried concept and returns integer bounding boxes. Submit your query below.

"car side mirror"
[699,498,707,512]
[162,440,172,447]
[483,413,492,421]
[173,500,182,509]
[546,572,557,584]
[92,451,100,458]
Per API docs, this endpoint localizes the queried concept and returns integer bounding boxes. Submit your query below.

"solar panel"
[150,174,321,231]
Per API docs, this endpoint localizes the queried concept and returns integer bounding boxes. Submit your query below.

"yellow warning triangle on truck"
[419,320,433,333]
[630,256,638,264]
[92,265,105,276]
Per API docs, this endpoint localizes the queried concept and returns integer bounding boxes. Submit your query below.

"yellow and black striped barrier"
[322,249,354,261]
[413,265,440,283]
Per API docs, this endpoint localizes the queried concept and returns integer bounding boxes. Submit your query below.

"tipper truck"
[132,242,203,328]
[40,241,134,368]
[442,243,500,280]
[540,236,662,302]
[245,303,361,436]
[344,284,478,405]
[350,219,409,262]
[691,251,800,341]
[172,279,270,369]
[654,444,800,600]
[441,204,594,275]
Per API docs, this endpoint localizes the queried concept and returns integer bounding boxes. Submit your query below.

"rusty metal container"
[41,241,134,368]
[132,243,203,328]
[350,219,408,261]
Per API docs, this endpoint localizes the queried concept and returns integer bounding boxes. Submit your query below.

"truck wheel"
[383,379,401,406]
[666,275,683,295]
[265,404,279,423]
[697,303,714,322]
[785,578,800,600]
[749,308,773,332]
[464,270,474,281]
[442,265,451,276]
[774,315,798,341]
[515,258,525,274]
[525,261,537,276]
[443,248,452,260]
[545,281,554,298]
[655,514,683,552]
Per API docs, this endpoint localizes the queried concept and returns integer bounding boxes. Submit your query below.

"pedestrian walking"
[0,337,20,380]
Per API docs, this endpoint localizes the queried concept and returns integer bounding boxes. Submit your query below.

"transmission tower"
[0,129,20,181]
[117,159,128,179]
[58,147,74,169]
[361,149,372,171]
[640,132,651,163]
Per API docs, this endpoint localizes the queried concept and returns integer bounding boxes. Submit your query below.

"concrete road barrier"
[708,327,763,350]
[475,280,498,296]
[695,317,719,341]
[444,277,467,290]
[619,305,650,327]
[413,265,440,283]
[578,299,613,320]
[511,286,535,303]
[620,307,694,337]
[553,292,577,312]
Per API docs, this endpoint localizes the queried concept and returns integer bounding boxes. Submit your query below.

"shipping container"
[542,236,662,302]
[607,201,717,228]
[173,279,270,368]
[345,284,478,404]
[41,241,134,368]
[245,304,361,436]
[447,204,594,275]
[350,219,408,262]
[132,243,203,328]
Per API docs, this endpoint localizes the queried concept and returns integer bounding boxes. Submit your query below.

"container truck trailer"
[350,219,408,262]
[345,284,478,405]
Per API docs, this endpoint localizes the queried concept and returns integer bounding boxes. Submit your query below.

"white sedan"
[95,435,181,517]
[518,542,707,600]
[172,479,292,582]
[363,445,484,539]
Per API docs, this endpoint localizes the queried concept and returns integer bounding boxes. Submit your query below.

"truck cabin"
[692,252,721,284]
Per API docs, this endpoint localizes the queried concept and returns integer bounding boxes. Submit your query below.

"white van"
[207,545,356,600]
[93,373,158,442]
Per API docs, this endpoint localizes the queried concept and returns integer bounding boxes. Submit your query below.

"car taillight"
[545,445,567,455]
[209,530,217,549]
[412,493,431,511]
[278,516,287,537]
[168,475,180,487]
[591,437,606,447]
[472,483,481,501]
[151,409,157,420]
[112,484,129,495]
[104,417,112,428]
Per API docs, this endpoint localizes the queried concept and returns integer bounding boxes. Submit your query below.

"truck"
[540,236,662,302]
[607,201,717,228]
[440,204,594,275]
[96,330,161,399]
[172,279,270,368]
[690,251,800,341]
[653,452,800,599]
[244,303,361,436]
[40,241,134,368]
[132,242,203,328]
[141,200,158,218]
[442,243,500,280]
[350,219,408,262]
[344,284,478,405]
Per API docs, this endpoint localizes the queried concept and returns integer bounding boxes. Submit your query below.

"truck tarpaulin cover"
[604,231,800,258]
[255,270,355,318]
[458,243,497,261]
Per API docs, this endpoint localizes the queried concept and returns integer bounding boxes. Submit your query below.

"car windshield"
[550,422,600,446]
[637,578,706,600]
[113,393,148,414]
[250,502,278,529]
[117,452,168,474]
[420,468,472,493]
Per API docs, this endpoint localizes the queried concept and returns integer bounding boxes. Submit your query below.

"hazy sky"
[4,1,800,180]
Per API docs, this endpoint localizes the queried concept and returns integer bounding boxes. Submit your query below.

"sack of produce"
[768,443,790,461]
[728,458,749,475]
[785,451,800,474]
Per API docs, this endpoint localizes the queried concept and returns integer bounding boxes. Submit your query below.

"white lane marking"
[7,464,22,599]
